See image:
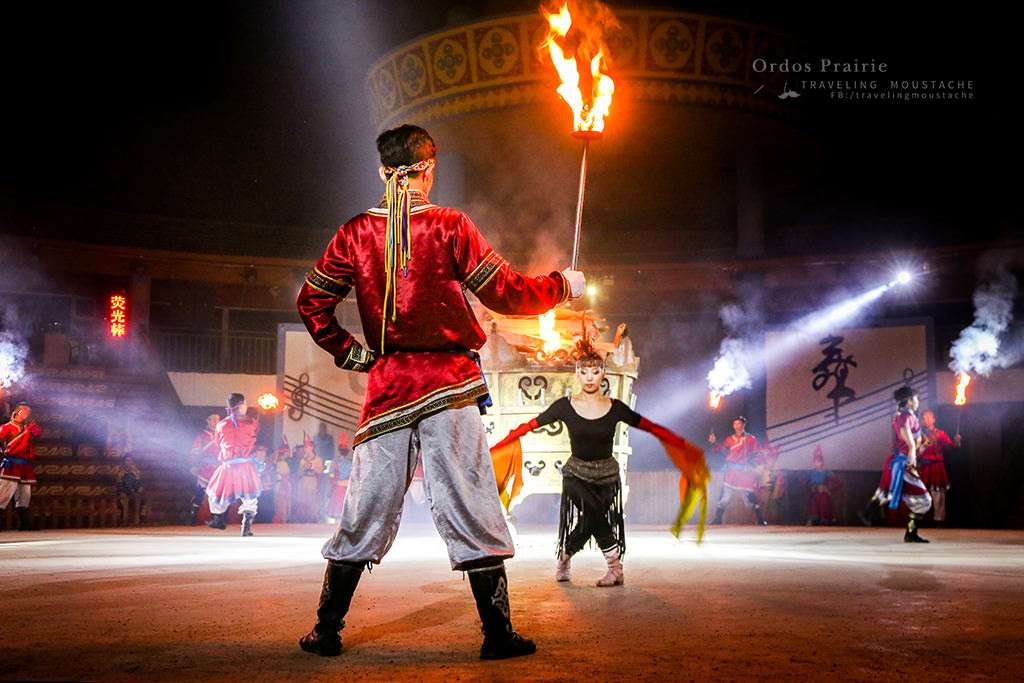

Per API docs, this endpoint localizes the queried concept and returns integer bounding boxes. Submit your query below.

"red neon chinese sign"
[109,295,128,338]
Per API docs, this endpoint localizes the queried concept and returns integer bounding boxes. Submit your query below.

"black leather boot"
[858,498,880,527]
[711,506,724,525]
[468,563,536,660]
[186,502,201,526]
[205,512,227,530]
[753,505,767,526]
[299,560,364,656]
[904,513,929,543]
[16,507,36,531]
[241,511,255,537]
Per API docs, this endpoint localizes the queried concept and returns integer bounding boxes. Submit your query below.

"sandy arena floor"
[2,523,1023,682]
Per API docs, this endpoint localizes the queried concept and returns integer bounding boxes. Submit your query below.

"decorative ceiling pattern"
[367,10,805,129]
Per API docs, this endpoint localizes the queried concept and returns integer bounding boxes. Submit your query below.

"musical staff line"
[767,372,930,452]
[283,373,361,433]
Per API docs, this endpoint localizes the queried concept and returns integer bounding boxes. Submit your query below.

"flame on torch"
[953,372,971,406]
[538,310,561,355]
[540,2,616,133]
[257,393,280,411]
[709,390,723,409]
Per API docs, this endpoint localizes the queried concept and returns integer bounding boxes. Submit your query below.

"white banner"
[766,323,930,471]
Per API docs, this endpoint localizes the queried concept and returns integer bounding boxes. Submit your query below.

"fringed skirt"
[556,456,625,558]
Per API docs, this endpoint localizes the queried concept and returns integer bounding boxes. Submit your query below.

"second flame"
[538,310,561,355]
[954,372,971,406]
[257,393,280,410]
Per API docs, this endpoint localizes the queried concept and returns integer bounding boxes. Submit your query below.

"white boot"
[596,547,624,587]
[555,551,572,582]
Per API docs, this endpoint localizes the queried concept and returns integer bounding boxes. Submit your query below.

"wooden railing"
[150,328,276,374]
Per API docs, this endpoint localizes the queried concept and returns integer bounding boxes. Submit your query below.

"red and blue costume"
[872,408,932,515]
[205,414,261,513]
[0,407,42,529]
[711,430,767,525]
[0,420,40,485]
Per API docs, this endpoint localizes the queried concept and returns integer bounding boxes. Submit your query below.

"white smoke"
[949,264,1018,375]
[707,336,752,395]
[707,300,763,396]
[0,305,29,388]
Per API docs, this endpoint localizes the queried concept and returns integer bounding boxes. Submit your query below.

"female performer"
[491,345,708,586]
[858,385,933,542]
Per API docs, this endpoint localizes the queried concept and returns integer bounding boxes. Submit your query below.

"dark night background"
[1,1,1016,256]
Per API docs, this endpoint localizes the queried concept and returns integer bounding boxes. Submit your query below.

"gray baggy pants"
[322,404,514,570]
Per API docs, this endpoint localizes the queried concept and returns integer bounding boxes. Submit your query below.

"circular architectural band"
[367,10,805,129]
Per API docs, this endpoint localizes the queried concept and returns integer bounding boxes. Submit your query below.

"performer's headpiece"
[893,385,917,406]
[376,125,437,353]
[734,415,748,425]
[226,393,246,428]
[572,311,604,367]
[813,444,824,465]
[571,334,604,367]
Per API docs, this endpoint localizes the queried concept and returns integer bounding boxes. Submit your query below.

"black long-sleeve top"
[534,397,642,462]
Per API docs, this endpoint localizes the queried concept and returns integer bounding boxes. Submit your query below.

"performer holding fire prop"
[919,409,959,526]
[204,392,262,536]
[0,403,42,531]
[708,416,767,526]
[490,332,709,587]
[296,124,584,660]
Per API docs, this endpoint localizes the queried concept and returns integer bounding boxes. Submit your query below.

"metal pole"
[571,137,590,270]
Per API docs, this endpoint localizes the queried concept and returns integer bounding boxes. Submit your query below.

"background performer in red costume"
[204,393,261,536]
[186,413,221,525]
[0,403,42,531]
[296,124,584,660]
[919,409,959,526]
[708,416,767,525]
[805,446,843,525]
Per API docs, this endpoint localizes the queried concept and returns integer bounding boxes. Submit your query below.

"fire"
[709,390,723,409]
[954,372,971,406]
[540,2,615,133]
[538,310,561,355]
[257,393,280,410]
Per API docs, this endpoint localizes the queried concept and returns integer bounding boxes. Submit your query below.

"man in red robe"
[296,124,584,660]
[0,403,42,531]
[708,416,767,525]
[204,394,261,536]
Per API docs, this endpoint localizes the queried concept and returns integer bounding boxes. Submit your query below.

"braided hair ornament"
[380,158,434,352]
